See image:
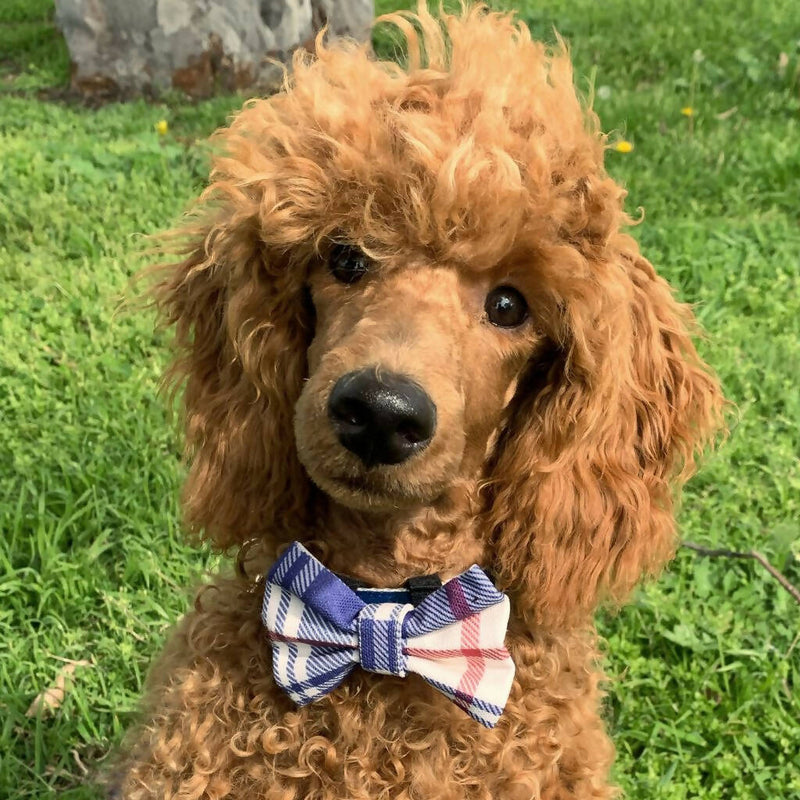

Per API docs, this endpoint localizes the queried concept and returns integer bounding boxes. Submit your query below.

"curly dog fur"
[116,4,724,798]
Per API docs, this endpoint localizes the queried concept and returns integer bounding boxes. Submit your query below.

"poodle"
[116,4,724,798]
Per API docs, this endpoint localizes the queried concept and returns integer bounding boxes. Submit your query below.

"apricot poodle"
[116,4,724,798]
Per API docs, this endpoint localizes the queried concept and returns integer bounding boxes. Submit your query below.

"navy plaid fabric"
[262,542,516,728]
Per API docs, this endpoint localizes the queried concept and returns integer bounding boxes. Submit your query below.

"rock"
[53,0,375,98]
[311,0,374,40]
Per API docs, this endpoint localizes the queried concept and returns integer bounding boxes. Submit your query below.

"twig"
[682,541,800,607]
[72,749,89,777]
[786,629,800,660]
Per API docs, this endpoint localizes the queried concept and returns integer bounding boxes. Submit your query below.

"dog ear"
[152,193,314,551]
[486,246,724,629]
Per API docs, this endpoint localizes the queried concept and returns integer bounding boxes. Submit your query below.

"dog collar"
[335,572,443,606]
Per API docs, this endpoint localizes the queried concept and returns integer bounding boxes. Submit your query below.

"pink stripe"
[404,647,510,660]
[456,613,486,698]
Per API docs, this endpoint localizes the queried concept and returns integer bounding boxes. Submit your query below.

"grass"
[1,0,798,797]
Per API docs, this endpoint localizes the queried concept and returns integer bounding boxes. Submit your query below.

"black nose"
[327,368,437,467]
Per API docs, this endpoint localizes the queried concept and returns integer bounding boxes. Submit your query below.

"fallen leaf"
[26,660,91,717]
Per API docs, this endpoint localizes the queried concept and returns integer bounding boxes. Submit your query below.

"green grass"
[1,1,798,798]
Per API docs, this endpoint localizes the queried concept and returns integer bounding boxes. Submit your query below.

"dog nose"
[328,368,437,467]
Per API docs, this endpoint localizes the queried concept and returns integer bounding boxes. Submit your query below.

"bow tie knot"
[262,542,515,728]
[357,602,413,676]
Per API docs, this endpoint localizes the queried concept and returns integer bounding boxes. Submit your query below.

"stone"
[53,0,375,98]
[312,0,373,40]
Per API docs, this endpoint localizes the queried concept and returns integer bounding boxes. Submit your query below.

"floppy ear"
[152,182,315,551]
[486,242,724,629]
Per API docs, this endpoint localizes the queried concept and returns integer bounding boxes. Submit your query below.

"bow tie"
[261,542,515,728]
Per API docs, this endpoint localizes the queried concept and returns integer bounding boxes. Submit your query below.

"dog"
[116,5,724,798]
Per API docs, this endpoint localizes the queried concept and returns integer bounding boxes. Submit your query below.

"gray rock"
[54,0,374,98]
[312,0,373,40]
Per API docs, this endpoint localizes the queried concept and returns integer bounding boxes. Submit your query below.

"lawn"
[1,0,798,798]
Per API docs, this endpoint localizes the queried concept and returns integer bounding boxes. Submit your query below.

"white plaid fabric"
[261,542,515,728]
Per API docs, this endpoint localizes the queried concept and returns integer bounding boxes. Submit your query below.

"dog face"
[295,247,544,511]
[154,6,723,627]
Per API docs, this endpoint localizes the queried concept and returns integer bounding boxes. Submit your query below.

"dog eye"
[329,244,369,284]
[485,286,529,328]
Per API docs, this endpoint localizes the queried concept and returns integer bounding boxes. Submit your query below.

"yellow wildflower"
[155,119,169,135]
[681,106,694,117]
[614,140,634,153]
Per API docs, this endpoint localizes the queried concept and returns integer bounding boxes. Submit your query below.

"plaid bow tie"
[261,542,515,728]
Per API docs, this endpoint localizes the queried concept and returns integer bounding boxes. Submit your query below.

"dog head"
[154,5,724,627]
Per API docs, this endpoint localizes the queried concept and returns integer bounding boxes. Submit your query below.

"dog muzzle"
[261,541,515,728]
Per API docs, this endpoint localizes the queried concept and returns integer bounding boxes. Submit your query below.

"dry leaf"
[26,660,91,717]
